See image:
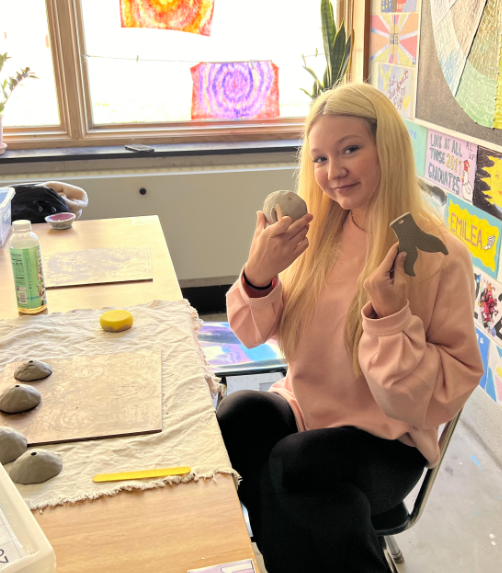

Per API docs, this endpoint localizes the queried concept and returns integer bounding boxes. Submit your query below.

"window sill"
[0,139,302,165]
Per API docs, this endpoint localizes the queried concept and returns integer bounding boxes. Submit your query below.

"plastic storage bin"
[0,463,56,572]
[0,187,15,248]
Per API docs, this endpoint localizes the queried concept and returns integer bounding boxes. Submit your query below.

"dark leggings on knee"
[217,390,426,573]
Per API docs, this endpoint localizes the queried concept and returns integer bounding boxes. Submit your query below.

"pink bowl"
[45,212,76,229]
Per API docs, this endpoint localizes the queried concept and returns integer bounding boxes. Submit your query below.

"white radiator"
[1,163,297,282]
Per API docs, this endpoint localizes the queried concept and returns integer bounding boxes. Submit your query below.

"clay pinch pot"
[0,383,41,414]
[9,450,63,484]
[14,359,52,382]
[263,190,308,225]
[0,427,27,464]
[45,212,76,230]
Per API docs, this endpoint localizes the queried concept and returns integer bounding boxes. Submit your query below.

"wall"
[0,153,297,285]
[369,0,502,411]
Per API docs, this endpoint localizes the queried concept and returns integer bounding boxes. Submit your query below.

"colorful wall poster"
[190,62,280,121]
[394,12,418,67]
[379,0,417,11]
[396,0,417,10]
[377,63,414,118]
[418,177,447,219]
[474,146,502,221]
[425,128,478,202]
[120,0,215,36]
[474,270,502,336]
[475,326,490,390]
[485,340,502,405]
[446,195,501,279]
[404,119,427,177]
[370,15,395,64]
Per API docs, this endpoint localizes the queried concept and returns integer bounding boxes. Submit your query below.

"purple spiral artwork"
[190,61,280,120]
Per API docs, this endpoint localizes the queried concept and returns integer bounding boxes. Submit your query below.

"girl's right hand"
[244,209,313,287]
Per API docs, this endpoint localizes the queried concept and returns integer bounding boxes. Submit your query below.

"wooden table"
[0,217,259,573]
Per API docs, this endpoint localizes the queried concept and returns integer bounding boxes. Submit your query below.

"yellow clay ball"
[100,310,134,332]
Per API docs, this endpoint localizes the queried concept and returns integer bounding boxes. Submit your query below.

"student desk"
[0,217,259,573]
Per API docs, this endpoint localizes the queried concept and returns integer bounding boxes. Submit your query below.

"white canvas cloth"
[0,300,236,510]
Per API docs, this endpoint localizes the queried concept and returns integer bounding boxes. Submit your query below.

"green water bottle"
[9,220,47,314]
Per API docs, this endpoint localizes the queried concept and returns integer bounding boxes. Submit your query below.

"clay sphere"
[0,384,41,414]
[263,190,308,225]
[0,427,28,464]
[14,359,52,382]
[9,450,63,485]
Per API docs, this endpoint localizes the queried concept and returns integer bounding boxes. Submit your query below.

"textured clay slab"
[0,350,162,446]
[43,246,153,288]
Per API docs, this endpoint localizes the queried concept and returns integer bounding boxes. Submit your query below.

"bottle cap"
[12,220,32,232]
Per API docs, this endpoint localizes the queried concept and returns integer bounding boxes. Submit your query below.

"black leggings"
[216,390,426,573]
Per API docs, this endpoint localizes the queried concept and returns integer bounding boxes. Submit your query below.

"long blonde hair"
[279,83,444,375]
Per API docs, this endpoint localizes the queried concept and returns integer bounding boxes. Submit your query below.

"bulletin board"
[415,0,502,147]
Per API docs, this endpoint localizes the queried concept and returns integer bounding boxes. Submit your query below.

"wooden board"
[0,350,162,445]
[43,246,153,288]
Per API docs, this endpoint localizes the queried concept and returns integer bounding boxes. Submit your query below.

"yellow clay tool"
[92,466,191,483]
[99,309,134,332]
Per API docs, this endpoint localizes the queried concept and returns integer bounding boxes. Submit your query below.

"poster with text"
[378,0,417,11]
[404,119,427,176]
[425,128,477,202]
[475,326,490,390]
[446,195,501,278]
[473,146,502,221]
[377,64,414,118]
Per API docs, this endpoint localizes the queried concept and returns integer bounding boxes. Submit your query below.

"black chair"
[199,321,462,571]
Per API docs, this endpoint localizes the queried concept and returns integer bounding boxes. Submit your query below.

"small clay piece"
[0,384,41,414]
[390,212,449,277]
[14,360,52,382]
[263,190,308,225]
[0,427,28,464]
[9,450,63,485]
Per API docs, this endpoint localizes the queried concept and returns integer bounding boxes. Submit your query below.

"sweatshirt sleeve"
[358,242,484,430]
[226,270,284,348]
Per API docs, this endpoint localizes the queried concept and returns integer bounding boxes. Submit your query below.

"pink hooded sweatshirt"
[226,214,484,467]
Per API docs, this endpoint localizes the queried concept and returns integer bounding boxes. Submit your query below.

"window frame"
[3,0,356,150]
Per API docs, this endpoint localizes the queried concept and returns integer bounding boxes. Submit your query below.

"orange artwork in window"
[120,0,215,36]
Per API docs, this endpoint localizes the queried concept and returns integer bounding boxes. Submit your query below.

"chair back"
[407,408,463,528]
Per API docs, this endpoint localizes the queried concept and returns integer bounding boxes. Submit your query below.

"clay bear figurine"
[263,190,308,225]
[390,212,448,277]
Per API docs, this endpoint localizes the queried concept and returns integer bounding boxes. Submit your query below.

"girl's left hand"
[363,243,408,318]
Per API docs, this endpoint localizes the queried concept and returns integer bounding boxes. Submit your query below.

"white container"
[0,463,56,572]
[0,187,15,247]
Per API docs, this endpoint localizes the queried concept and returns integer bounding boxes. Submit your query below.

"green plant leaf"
[303,65,320,84]
[330,21,346,84]
[300,87,316,101]
[322,67,329,89]
[321,0,336,85]
[338,31,354,82]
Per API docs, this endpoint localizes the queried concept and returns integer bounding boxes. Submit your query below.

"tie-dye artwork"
[190,61,280,120]
[120,0,215,36]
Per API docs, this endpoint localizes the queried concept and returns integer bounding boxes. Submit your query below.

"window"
[1,0,356,149]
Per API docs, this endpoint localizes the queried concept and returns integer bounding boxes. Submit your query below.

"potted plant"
[301,0,354,100]
[0,53,37,155]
